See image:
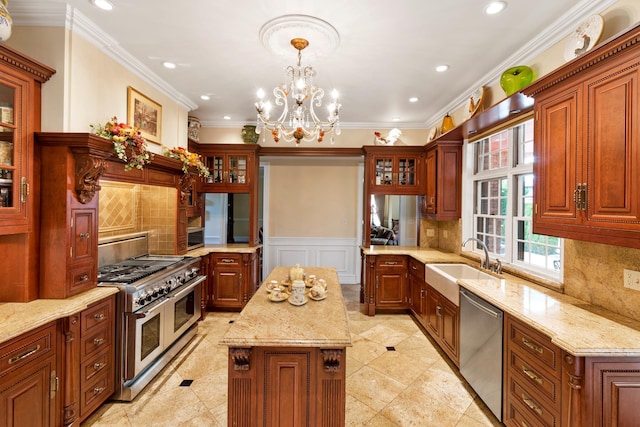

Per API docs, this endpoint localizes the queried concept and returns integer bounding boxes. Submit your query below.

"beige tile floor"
[82,284,503,426]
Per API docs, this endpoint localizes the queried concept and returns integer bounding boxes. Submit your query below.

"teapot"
[289,264,304,281]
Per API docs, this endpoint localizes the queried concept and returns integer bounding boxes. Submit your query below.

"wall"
[6,26,188,153]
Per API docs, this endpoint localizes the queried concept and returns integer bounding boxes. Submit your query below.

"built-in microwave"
[187,227,204,250]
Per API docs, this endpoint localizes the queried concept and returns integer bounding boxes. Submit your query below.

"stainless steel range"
[98,232,205,401]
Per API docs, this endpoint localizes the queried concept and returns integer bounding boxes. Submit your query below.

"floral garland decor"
[91,116,153,171]
[163,146,210,178]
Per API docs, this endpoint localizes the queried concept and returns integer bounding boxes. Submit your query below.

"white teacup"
[309,284,327,298]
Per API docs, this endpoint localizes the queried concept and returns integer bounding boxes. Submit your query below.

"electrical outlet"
[623,269,640,291]
[426,229,435,237]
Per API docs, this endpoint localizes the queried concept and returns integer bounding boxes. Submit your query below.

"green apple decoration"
[500,65,534,96]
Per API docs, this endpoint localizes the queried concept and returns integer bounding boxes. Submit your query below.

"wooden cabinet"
[408,257,426,320]
[364,146,425,195]
[36,134,113,299]
[523,23,640,249]
[374,255,407,309]
[199,255,210,320]
[424,284,459,365]
[0,322,58,427]
[194,143,259,193]
[208,250,260,310]
[504,314,562,427]
[421,140,462,220]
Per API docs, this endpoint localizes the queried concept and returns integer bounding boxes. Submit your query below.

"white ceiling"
[12,0,613,129]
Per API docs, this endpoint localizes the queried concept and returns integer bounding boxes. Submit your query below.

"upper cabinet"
[0,45,55,235]
[523,23,640,249]
[421,140,462,220]
[364,146,425,195]
[191,142,259,193]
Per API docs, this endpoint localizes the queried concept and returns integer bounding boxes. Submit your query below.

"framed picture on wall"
[127,86,162,144]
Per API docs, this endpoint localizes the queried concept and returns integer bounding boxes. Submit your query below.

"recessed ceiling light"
[90,0,114,11]
[409,97,419,103]
[435,65,449,72]
[200,95,210,101]
[392,117,400,122]
[223,116,231,120]
[485,1,507,15]
[162,61,176,69]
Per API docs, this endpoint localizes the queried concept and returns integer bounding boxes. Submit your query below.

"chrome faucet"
[462,237,491,270]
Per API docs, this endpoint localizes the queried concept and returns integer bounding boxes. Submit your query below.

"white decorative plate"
[426,126,437,143]
[564,15,604,61]
[288,297,308,306]
[464,87,485,121]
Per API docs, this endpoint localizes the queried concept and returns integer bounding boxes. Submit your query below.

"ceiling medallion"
[259,15,340,60]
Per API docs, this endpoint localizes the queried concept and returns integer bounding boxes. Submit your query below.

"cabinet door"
[0,355,55,427]
[376,271,405,308]
[425,287,440,338]
[534,87,580,230]
[176,207,187,254]
[71,209,96,264]
[0,71,28,233]
[584,63,640,228]
[424,149,437,215]
[440,298,459,364]
[373,156,394,189]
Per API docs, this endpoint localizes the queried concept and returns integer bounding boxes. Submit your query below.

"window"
[463,118,562,280]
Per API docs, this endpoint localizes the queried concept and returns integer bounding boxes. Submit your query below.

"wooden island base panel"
[220,267,352,427]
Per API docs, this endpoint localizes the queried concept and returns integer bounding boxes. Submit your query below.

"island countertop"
[219,266,352,348]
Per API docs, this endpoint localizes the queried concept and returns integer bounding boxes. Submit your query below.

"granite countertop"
[0,287,119,344]
[220,266,352,348]
[186,243,262,257]
[362,246,640,357]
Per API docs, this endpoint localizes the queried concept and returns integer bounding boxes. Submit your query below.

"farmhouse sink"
[425,264,496,306]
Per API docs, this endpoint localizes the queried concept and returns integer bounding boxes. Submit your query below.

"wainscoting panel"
[265,237,360,284]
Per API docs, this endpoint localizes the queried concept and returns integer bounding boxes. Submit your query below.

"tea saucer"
[288,297,308,306]
[268,292,289,302]
[308,293,326,301]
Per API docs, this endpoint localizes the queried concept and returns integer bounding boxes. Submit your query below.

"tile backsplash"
[99,182,177,254]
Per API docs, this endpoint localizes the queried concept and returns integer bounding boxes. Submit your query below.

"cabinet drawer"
[505,399,547,427]
[81,348,112,383]
[508,349,559,405]
[0,323,56,377]
[81,327,112,359]
[507,317,558,373]
[507,376,559,427]
[68,263,96,295]
[375,255,406,269]
[81,298,113,335]
[408,258,425,281]
[80,371,113,418]
[212,253,242,267]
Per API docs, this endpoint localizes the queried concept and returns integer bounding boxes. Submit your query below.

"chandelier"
[255,38,342,145]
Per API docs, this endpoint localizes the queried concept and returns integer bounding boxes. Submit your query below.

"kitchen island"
[220,266,351,427]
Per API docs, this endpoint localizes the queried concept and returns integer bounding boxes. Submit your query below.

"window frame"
[461,116,563,282]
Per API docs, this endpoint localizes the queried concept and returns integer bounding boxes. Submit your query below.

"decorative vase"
[0,0,12,42]
[241,125,259,144]
[500,65,534,96]
[187,116,200,142]
[440,114,455,134]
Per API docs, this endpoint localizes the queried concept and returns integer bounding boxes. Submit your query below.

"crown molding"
[11,2,198,112]
[424,0,618,129]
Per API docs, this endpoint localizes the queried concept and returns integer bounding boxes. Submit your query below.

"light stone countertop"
[362,245,640,357]
[220,266,352,348]
[0,287,119,345]
[186,244,262,258]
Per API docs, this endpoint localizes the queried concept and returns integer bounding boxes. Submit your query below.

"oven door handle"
[167,276,206,299]
[135,297,169,318]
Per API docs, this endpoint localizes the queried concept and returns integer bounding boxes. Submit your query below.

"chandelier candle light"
[255,38,342,145]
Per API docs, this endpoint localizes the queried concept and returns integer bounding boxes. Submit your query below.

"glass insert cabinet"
[207,153,248,185]
[0,83,15,210]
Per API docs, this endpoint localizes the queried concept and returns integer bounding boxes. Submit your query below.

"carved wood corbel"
[178,173,195,203]
[230,347,252,371]
[74,153,106,204]
[321,349,343,373]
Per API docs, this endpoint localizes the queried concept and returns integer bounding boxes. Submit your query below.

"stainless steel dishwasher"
[459,287,504,421]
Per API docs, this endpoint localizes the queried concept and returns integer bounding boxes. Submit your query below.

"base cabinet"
[363,255,407,315]
[408,258,426,319]
[207,250,260,310]
[424,284,459,366]
[0,323,58,427]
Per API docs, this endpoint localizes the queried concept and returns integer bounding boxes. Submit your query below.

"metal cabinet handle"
[436,305,442,317]
[522,337,544,354]
[221,258,235,263]
[94,313,105,321]
[93,387,106,395]
[522,365,543,385]
[93,337,105,345]
[8,344,41,365]
[93,362,106,371]
[79,274,89,282]
[79,232,90,239]
[384,261,398,265]
[521,394,543,416]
